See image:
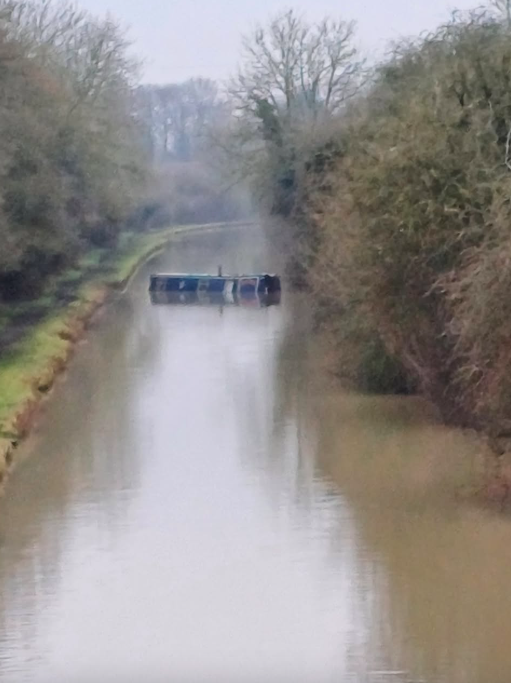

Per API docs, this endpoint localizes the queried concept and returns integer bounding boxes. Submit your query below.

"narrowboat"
[149,271,281,297]
[149,270,281,307]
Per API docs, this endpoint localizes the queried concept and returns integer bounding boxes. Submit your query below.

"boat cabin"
[149,273,281,297]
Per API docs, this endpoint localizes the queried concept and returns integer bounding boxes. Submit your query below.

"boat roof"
[150,273,277,278]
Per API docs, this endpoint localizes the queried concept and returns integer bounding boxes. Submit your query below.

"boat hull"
[149,290,281,307]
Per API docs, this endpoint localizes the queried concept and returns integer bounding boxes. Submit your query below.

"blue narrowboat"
[149,272,280,296]
[149,271,281,307]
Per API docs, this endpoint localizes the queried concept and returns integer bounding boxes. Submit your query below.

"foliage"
[139,161,252,228]
[0,0,148,299]
[300,6,511,431]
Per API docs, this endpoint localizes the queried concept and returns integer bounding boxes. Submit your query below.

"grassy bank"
[0,223,240,484]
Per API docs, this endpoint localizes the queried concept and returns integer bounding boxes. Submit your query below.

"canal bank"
[0,222,251,488]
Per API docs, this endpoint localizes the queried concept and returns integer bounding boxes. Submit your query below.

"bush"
[0,0,148,299]
[296,8,511,433]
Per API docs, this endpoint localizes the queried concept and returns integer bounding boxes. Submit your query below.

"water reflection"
[150,290,281,308]
[0,227,506,682]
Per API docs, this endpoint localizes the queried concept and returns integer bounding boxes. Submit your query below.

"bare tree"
[1,0,139,118]
[231,9,363,124]
[492,0,511,26]
[138,78,227,162]
[1,0,85,55]
[218,10,362,215]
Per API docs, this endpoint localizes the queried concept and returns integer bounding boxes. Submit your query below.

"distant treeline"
[135,81,251,227]
[225,3,511,441]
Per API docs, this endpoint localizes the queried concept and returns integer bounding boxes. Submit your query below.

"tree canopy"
[0,0,148,297]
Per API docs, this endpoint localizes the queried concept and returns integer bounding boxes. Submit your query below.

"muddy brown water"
[0,226,509,683]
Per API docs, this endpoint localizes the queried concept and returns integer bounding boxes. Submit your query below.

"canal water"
[0,226,510,683]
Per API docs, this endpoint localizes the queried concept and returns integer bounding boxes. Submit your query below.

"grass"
[0,317,71,438]
[103,229,175,286]
[0,225,180,440]
[0,220,252,444]
[77,248,108,270]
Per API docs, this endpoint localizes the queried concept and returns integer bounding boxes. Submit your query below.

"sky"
[78,0,486,84]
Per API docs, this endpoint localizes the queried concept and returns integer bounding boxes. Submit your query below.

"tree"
[299,7,511,438]
[231,10,363,124]
[492,0,511,25]
[137,78,227,162]
[223,9,363,215]
[0,0,148,297]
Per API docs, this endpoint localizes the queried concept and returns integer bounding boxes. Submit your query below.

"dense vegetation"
[0,0,149,300]
[229,3,511,443]
[305,7,511,432]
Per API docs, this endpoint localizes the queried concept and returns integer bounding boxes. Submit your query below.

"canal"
[0,226,510,682]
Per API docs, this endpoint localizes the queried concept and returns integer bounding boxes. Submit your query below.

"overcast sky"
[77,0,485,84]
